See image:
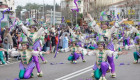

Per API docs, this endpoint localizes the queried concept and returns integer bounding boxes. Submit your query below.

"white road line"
[63,69,92,80]
[55,65,93,80]
[0,61,20,67]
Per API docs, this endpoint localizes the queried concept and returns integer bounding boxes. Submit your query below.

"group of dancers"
[67,12,140,80]
[0,11,140,80]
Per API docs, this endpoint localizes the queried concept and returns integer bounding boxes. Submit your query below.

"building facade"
[0,0,15,28]
[108,0,140,22]
[61,0,84,13]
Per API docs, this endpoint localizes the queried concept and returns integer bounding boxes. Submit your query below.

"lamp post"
[53,0,56,25]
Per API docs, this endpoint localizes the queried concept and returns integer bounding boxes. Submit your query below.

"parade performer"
[91,41,127,80]
[87,12,129,78]
[129,39,140,64]
[68,42,86,64]
[120,24,139,50]
[1,38,49,79]
[19,19,47,77]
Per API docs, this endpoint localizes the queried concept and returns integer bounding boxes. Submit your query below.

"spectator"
[62,34,69,50]
[3,28,13,48]
[51,33,56,53]
[45,33,51,51]
[2,38,10,63]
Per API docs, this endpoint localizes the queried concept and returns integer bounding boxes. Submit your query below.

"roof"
[0,8,14,12]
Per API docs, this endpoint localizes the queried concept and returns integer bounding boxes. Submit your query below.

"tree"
[16,5,23,19]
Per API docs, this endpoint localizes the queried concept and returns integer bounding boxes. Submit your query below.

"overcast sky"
[15,0,61,7]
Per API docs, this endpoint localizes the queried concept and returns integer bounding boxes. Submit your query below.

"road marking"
[55,65,93,80]
[64,69,92,80]
[0,61,20,67]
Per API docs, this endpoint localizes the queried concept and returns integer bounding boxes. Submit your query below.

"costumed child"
[129,39,140,64]
[19,20,47,77]
[91,41,127,80]
[68,42,86,64]
[120,24,139,50]
[1,39,49,79]
[87,12,128,78]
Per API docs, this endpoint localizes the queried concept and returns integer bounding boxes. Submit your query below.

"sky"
[15,0,61,7]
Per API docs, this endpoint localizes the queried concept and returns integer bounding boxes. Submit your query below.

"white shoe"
[37,71,43,77]
[91,73,94,78]
[99,77,107,80]
[6,61,10,64]
[133,60,138,64]
[110,73,116,78]
[43,60,48,64]
[0,62,2,65]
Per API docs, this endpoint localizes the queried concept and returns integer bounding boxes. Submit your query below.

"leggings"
[94,62,109,79]
[19,67,34,79]
[40,55,45,61]
[4,52,8,61]
[33,56,41,73]
[0,56,6,64]
[107,56,115,73]
[73,53,84,61]
[133,52,140,61]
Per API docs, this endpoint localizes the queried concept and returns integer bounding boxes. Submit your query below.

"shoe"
[73,61,77,64]
[99,77,107,80]
[82,60,86,62]
[110,73,116,78]
[0,62,2,65]
[6,61,10,64]
[43,60,48,64]
[91,73,94,78]
[133,60,138,64]
[37,71,43,77]
[30,73,34,78]
[107,66,111,73]
[3,63,7,65]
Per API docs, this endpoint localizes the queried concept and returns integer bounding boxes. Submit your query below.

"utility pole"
[51,9,52,27]
[43,0,45,21]
[53,0,56,25]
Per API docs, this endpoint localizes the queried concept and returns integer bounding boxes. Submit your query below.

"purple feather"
[120,63,125,65]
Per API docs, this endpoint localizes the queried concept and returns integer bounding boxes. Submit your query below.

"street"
[0,48,140,80]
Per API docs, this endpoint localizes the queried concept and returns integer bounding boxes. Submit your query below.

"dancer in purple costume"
[91,41,127,80]
[0,40,49,79]
[20,23,47,77]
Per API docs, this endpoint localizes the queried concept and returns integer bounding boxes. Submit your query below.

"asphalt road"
[0,48,140,80]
